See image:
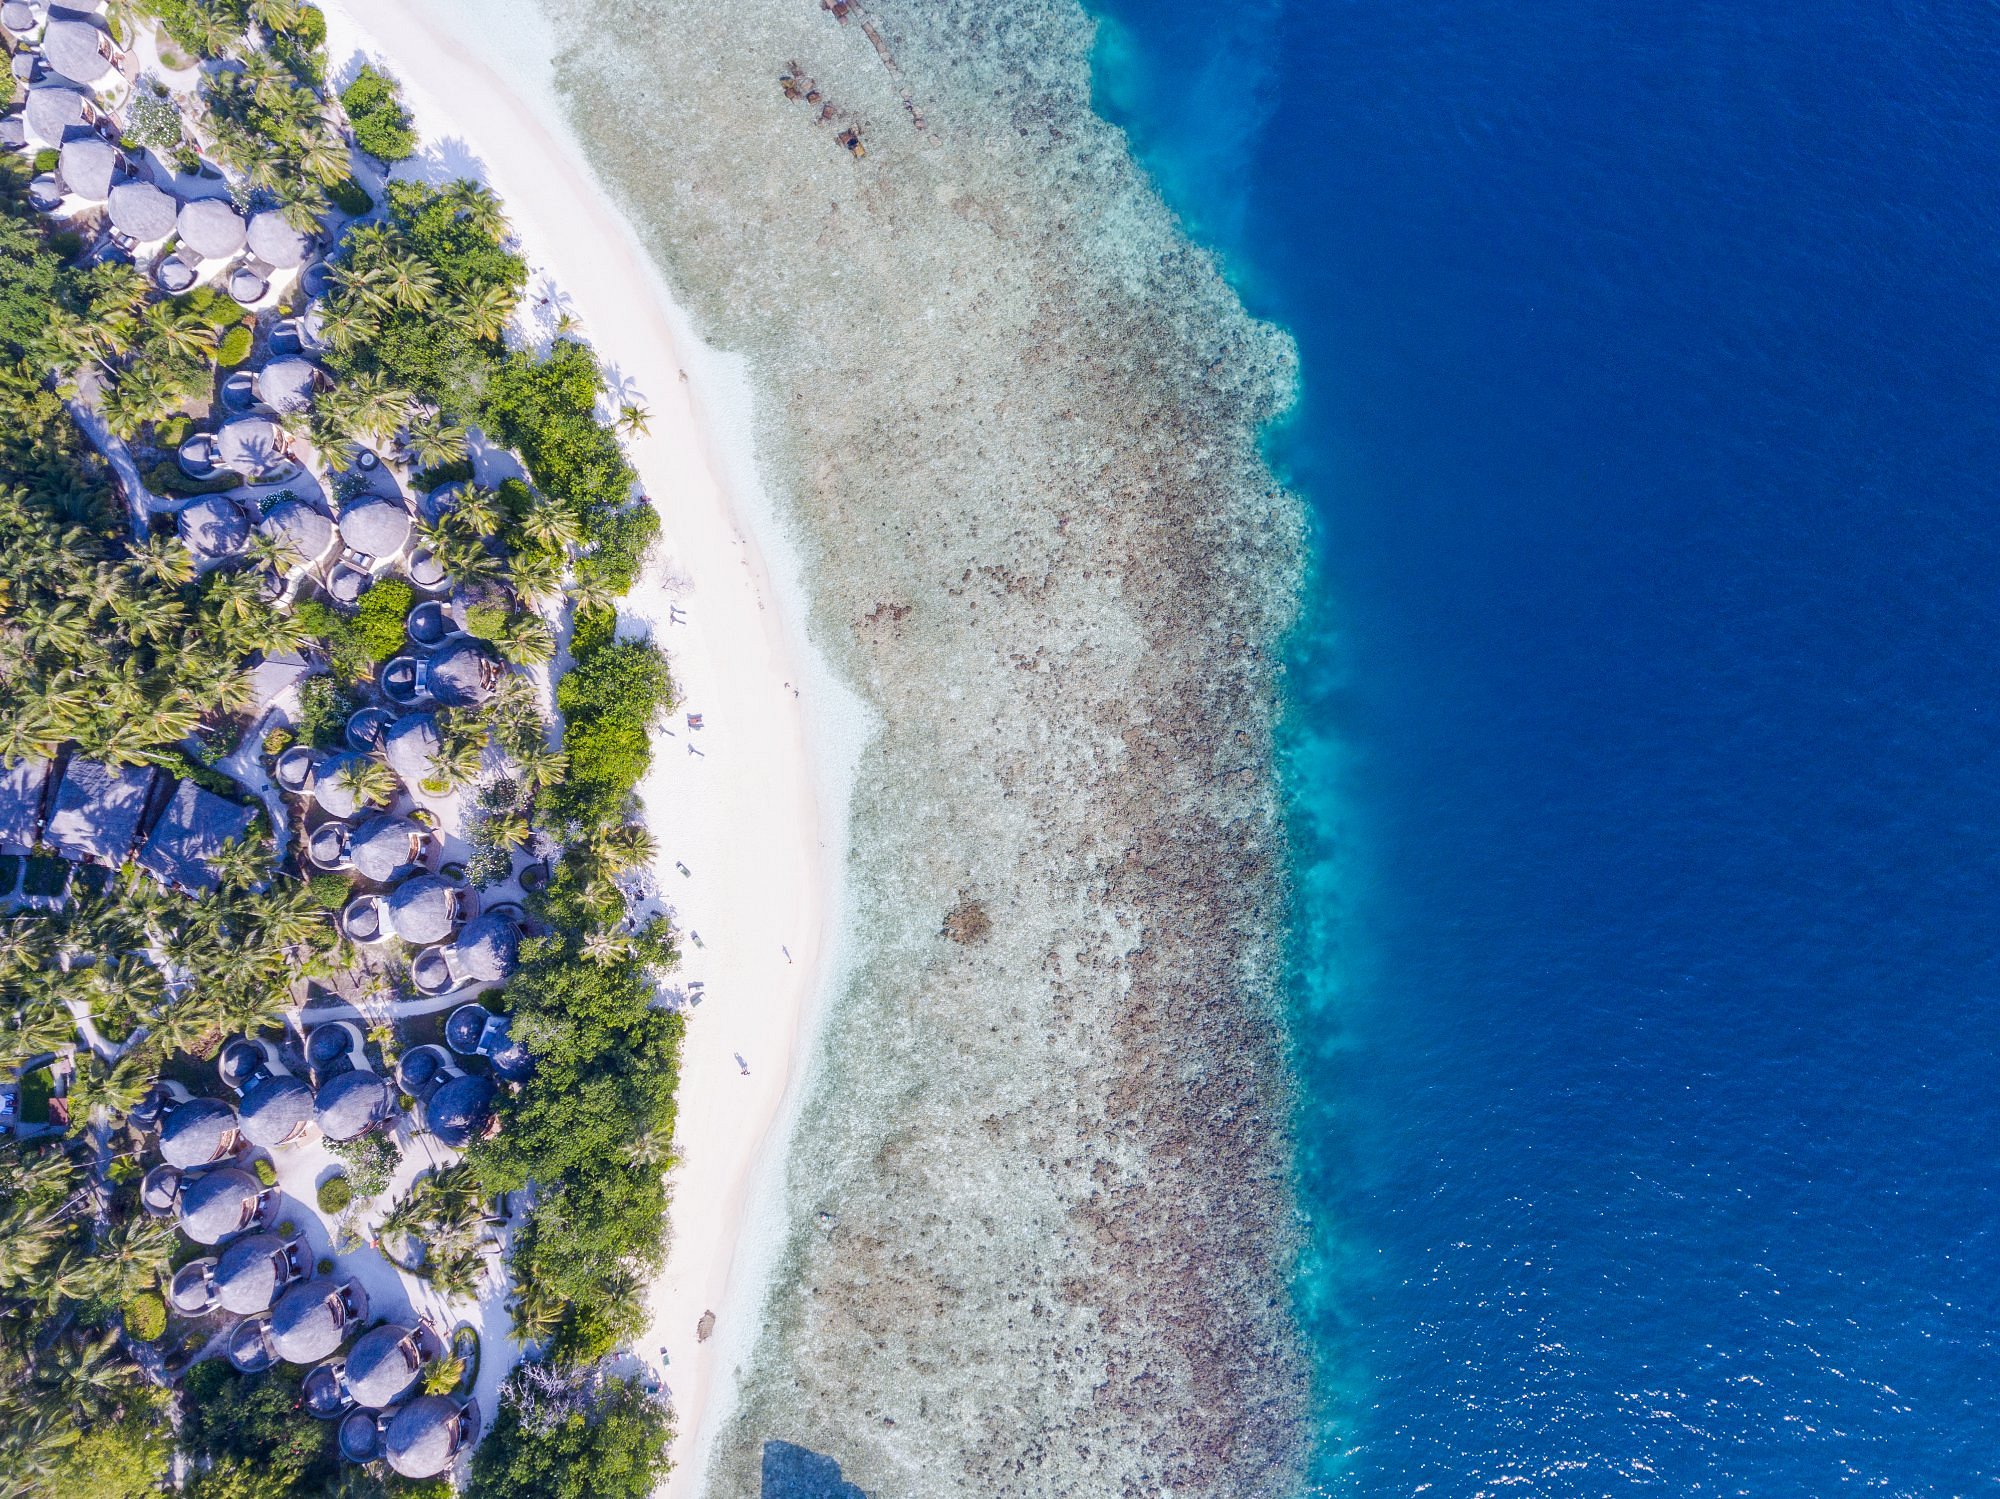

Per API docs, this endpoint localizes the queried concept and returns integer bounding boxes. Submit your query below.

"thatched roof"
[236,1073,313,1147]
[337,496,411,559]
[177,1166,264,1244]
[42,17,114,84]
[0,755,48,848]
[158,1097,236,1169]
[259,497,335,569]
[387,874,456,945]
[177,494,251,558]
[382,713,440,786]
[243,649,310,709]
[313,1068,389,1141]
[345,1323,422,1408]
[177,195,246,260]
[253,357,319,414]
[246,209,310,268]
[423,1074,494,1150]
[268,1279,351,1363]
[45,757,154,862]
[57,135,117,202]
[215,417,284,475]
[23,85,90,147]
[311,752,378,819]
[349,814,420,883]
[423,637,501,708]
[385,1397,467,1479]
[107,179,176,241]
[452,913,520,985]
[137,779,256,894]
[213,1231,296,1314]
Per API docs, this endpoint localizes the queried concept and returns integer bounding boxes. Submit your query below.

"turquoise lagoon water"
[1091,1,2000,1492]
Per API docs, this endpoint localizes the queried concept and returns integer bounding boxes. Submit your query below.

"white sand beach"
[317,1,859,1487]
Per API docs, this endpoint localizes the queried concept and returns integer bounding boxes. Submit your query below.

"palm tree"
[445,178,507,238]
[616,403,652,438]
[449,485,503,536]
[493,613,554,667]
[458,282,515,341]
[326,753,398,809]
[123,536,195,588]
[519,502,582,553]
[430,719,487,790]
[511,742,568,797]
[506,548,564,606]
[592,822,658,874]
[580,930,627,965]
[321,371,412,443]
[239,52,292,104]
[508,1285,564,1345]
[297,128,350,186]
[139,303,220,362]
[313,298,373,355]
[380,254,440,312]
[484,811,534,852]
[402,410,469,469]
[207,835,272,893]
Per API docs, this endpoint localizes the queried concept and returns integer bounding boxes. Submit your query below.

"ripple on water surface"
[544,0,1312,1493]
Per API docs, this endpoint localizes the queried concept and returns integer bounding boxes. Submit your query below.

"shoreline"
[316,1,862,1487]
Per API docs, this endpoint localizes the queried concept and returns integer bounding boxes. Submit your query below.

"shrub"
[464,601,510,641]
[143,459,237,497]
[325,175,373,217]
[316,1256,334,1276]
[569,604,616,663]
[252,1157,277,1187]
[216,324,253,367]
[33,148,58,174]
[124,1292,167,1342]
[306,873,350,911]
[341,64,417,162]
[351,578,415,660]
[295,677,353,749]
[276,1219,296,1237]
[549,641,673,826]
[316,1175,352,1214]
[329,1131,398,1196]
[262,726,293,756]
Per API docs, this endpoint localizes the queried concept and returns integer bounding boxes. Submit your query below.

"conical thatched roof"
[387,874,456,945]
[213,1232,295,1314]
[258,498,335,570]
[336,496,411,559]
[215,417,284,474]
[107,179,176,241]
[253,357,319,414]
[452,913,520,984]
[382,713,440,786]
[349,814,419,883]
[177,196,246,260]
[345,1323,422,1408]
[57,136,118,202]
[246,209,311,268]
[237,1073,312,1147]
[385,1396,465,1478]
[177,1167,263,1244]
[313,1068,389,1141]
[268,1279,350,1363]
[424,1074,494,1150]
[23,85,90,147]
[423,637,500,708]
[42,17,114,84]
[159,1097,236,1169]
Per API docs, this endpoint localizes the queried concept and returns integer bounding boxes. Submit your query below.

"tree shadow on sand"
[761,1440,870,1499]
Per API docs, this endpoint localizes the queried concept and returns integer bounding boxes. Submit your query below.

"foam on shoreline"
[530,2,1315,1493]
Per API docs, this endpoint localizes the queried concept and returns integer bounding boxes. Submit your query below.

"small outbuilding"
[136,780,257,894]
[258,497,338,573]
[349,814,423,884]
[267,1277,368,1364]
[385,1396,478,1480]
[0,755,49,850]
[212,1230,307,1314]
[45,757,155,863]
[387,874,459,946]
[176,494,252,560]
[382,712,441,788]
[253,356,322,414]
[23,84,93,147]
[344,1322,428,1409]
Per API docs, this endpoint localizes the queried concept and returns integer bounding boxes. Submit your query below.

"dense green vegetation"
[0,6,683,1488]
[469,1370,673,1499]
[340,63,418,163]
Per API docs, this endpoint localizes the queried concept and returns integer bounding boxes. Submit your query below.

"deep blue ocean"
[1086,1,2000,1492]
